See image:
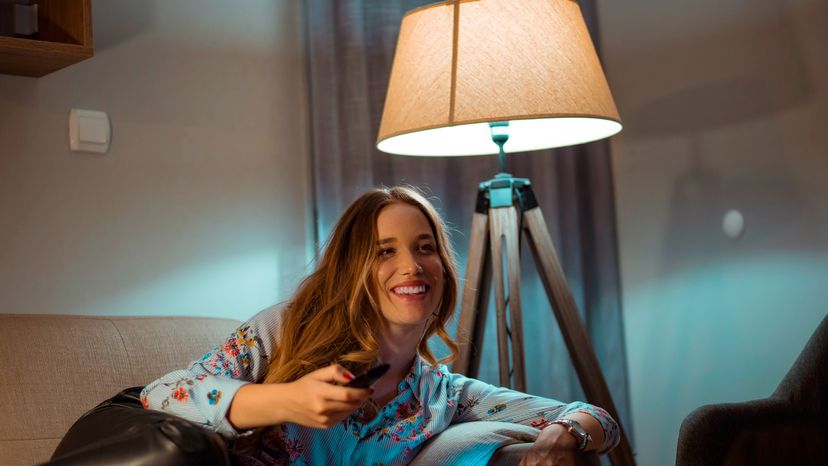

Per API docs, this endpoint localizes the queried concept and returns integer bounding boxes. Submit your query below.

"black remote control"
[345,363,390,388]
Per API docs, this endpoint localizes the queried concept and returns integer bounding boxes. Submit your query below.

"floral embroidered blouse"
[141,304,620,465]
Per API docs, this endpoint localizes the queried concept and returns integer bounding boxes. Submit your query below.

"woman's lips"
[391,282,430,302]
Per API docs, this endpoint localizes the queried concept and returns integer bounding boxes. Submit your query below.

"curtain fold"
[303,0,632,441]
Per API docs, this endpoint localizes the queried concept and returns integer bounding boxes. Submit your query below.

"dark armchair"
[676,313,828,466]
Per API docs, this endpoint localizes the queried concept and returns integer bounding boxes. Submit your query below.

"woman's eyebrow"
[376,233,434,246]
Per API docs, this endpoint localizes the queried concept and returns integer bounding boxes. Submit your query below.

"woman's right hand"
[279,364,372,428]
[227,364,372,430]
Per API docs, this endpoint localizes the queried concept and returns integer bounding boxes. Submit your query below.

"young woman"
[141,186,620,465]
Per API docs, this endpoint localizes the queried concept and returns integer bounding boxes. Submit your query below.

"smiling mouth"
[392,285,428,296]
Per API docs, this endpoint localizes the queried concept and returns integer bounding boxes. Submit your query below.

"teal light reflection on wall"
[89,250,286,321]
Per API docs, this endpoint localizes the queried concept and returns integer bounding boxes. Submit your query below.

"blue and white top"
[141,304,620,465]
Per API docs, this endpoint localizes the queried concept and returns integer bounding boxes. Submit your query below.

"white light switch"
[69,109,111,153]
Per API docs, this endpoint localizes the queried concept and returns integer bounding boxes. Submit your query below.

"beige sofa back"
[0,314,241,466]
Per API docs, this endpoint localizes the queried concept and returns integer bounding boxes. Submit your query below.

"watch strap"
[549,418,592,452]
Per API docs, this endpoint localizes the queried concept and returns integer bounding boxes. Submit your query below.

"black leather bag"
[44,387,230,466]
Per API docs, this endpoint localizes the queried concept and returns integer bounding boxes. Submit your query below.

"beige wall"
[0,0,312,320]
[598,0,828,464]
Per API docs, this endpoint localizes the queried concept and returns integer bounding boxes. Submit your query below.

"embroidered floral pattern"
[200,324,266,378]
[251,426,308,466]
[487,403,507,415]
[344,413,362,438]
[455,394,480,417]
[158,377,195,410]
[574,404,618,453]
[207,389,222,405]
[445,380,461,409]
[395,401,417,420]
[365,398,434,451]
[530,412,555,429]
[284,438,304,461]
[172,386,189,402]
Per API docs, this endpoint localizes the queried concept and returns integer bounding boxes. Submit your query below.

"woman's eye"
[378,248,394,257]
[418,243,436,253]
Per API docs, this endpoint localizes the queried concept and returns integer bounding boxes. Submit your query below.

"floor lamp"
[376,1,634,465]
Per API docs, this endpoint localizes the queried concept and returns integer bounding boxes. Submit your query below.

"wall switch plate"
[69,109,111,153]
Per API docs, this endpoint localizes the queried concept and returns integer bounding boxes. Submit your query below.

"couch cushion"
[0,314,241,466]
[0,439,61,466]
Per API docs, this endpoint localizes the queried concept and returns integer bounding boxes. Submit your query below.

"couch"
[0,313,599,466]
[675,312,828,465]
[0,313,240,466]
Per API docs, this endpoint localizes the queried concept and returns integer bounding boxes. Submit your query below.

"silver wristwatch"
[550,418,592,451]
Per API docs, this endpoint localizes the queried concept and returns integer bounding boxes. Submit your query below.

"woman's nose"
[401,252,423,275]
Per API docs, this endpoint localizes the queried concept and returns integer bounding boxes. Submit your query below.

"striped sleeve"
[448,372,620,454]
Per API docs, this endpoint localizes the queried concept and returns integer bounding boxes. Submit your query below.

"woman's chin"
[379,293,440,328]
[383,308,435,328]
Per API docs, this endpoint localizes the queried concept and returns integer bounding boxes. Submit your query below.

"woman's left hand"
[519,424,578,466]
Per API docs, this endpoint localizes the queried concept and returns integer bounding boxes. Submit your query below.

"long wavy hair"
[264,186,460,386]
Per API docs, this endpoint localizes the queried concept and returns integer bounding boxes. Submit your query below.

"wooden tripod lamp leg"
[522,206,637,466]
[453,211,491,377]
[489,206,527,391]
[489,210,511,388]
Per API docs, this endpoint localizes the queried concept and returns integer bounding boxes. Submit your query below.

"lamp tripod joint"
[476,173,538,212]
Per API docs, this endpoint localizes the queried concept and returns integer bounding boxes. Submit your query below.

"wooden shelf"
[0,0,93,77]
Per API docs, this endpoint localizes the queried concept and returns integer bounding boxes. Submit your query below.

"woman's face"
[372,202,444,330]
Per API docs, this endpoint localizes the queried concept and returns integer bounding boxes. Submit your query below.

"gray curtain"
[303,0,632,441]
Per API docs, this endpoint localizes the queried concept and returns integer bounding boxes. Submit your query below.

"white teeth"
[394,285,426,295]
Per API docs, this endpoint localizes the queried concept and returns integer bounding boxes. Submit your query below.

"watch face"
[565,419,591,451]
[570,420,587,436]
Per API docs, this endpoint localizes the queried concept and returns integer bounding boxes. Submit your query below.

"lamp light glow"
[378,117,622,156]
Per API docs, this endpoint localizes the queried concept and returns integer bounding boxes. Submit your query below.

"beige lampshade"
[377,0,622,156]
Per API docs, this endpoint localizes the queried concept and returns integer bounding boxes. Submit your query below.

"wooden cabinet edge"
[0,0,93,77]
[0,38,93,77]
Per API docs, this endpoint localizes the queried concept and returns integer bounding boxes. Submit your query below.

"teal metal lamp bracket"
[489,121,510,174]
[476,174,538,213]
[476,122,539,212]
